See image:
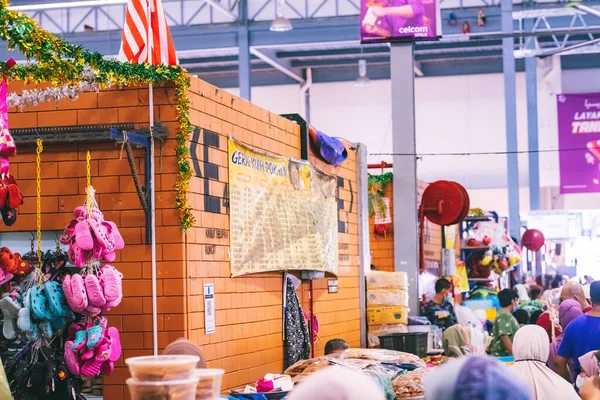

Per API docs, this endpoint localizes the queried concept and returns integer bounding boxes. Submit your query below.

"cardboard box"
[367,306,408,325]
[367,271,408,290]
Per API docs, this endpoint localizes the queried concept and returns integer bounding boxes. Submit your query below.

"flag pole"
[147,0,159,357]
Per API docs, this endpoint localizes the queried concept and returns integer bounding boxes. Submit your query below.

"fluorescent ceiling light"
[354,59,370,87]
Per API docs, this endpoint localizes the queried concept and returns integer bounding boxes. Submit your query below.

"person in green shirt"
[490,289,521,356]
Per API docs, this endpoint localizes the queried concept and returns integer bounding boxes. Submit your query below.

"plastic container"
[126,355,200,381]
[126,376,199,400]
[192,368,225,400]
[378,332,428,358]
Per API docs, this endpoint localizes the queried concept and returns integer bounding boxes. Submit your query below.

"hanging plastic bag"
[0,79,16,158]
[0,358,13,400]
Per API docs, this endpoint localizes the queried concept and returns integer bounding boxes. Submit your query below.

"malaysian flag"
[117,0,178,66]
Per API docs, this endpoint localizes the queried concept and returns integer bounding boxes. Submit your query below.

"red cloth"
[536,311,561,341]
[584,305,592,314]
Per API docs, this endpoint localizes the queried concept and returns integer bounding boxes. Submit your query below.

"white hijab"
[288,367,385,400]
[510,325,579,400]
[514,284,530,302]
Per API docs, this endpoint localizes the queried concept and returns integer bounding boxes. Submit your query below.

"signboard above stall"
[360,0,441,43]
[557,93,600,194]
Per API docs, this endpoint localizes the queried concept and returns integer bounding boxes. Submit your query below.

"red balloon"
[522,229,545,251]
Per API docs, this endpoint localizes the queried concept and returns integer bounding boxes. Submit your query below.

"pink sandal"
[85,274,106,307]
[74,221,94,250]
[68,274,88,313]
[64,341,81,375]
[81,338,111,378]
[100,265,122,305]
[68,241,88,268]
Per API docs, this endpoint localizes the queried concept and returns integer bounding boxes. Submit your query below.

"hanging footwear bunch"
[0,138,82,400]
[61,151,124,381]
[0,146,125,400]
[0,76,23,227]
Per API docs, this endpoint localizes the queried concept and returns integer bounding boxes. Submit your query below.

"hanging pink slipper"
[85,274,106,307]
[100,360,114,375]
[106,326,122,362]
[60,219,78,245]
[69,274,88,313]
[74,221,94,250]
[101,248,116,263]
[68,242,88,268]
[73,206,87,220]
[81,338,111,378]
[89,213,112,251]
[64,341,81,376]
[100,265,122,305]
[103,221,124,250]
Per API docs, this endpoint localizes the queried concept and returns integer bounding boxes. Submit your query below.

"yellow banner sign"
[228,139,338,277]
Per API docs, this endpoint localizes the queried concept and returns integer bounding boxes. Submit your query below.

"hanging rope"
[86,151,92,219]
[35,138,43,286]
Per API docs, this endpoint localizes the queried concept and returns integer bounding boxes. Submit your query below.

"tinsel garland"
[0,0,195,231]
[368,172,393,219]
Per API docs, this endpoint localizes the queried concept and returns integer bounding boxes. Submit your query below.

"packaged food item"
[284,356,335,377]
[126,376,199,400]
[126,355,199,381]
[367,289,409,307]
[367,306,408,325]
[341,348,425,367]
[256,373,293,392]
[367,271,408,290]
[193,368,224,400]
[392,368,427,398]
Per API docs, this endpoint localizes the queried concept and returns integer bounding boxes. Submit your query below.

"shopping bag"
[0,78,16,158]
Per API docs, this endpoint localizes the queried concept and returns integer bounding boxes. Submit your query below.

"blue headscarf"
[424,355,532,400]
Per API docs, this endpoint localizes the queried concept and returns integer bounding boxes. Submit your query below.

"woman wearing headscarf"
[287,367,385,400]
[424,355,531,400]
[547,299,582,374]
[510,325,579,400]
[442,325,473,357]
[576,350,600,391]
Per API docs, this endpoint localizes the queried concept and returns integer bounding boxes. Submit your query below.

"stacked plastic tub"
[125,355,224,399]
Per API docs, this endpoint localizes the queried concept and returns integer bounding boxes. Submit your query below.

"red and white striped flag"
[117,0,178,66]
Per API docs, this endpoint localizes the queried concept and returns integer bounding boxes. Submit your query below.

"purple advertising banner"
[558,93,600,194]
[360,0,439,43]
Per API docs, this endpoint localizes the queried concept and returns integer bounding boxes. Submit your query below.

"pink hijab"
[579,351,600,377]
[547,300,582,373]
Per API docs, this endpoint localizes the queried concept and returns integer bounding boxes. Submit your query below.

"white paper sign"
[374,198,391,225]
[204,284,215,334]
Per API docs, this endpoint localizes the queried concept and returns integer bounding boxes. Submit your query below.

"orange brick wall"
[184,78,361,390]
[368,180,442,273]
[7,81,185,400]
[7,78,364,398]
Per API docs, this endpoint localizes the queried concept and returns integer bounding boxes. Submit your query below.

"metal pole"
[391,43,419,314]
[238,0,251,100]
[357,143,368,348]
[147,0,159,357]
[525,56,540,211]
[502,0,521,242]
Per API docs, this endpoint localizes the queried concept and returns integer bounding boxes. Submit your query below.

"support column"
[525,60,540,210]
[238,0,251,100]
[357,143,369,348]
[391,43,419,314]
[502,0,521,241]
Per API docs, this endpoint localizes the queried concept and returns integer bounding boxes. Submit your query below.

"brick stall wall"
[368,181,442,273]
[7,78,363,397]
[184,77,361,390]
[7,81,187,400]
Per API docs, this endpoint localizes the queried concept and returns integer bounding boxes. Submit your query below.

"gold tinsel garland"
[0,0,195,231]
